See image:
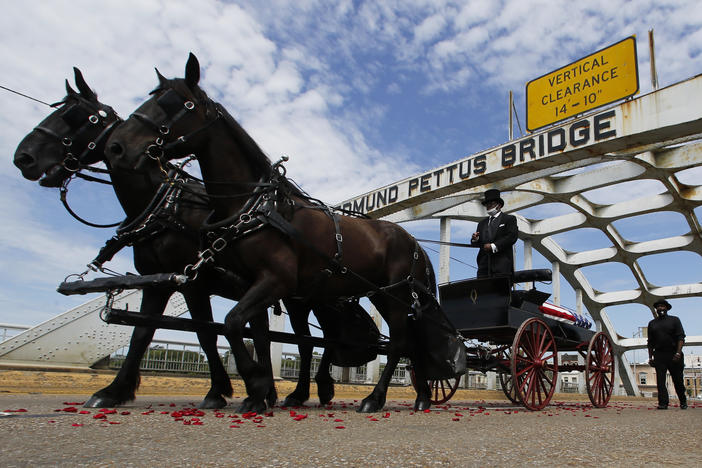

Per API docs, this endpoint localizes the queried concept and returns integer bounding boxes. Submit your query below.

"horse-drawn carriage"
[15,54,614,413]
[412,270,614,410]
[57,265,614,412]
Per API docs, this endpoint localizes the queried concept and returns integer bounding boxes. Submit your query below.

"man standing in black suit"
[647,299,688,410]
[470,189,518,279]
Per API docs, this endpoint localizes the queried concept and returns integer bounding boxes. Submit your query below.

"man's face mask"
[487,207,499,217]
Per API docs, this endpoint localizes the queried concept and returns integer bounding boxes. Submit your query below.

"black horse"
[106,53,466,413]
[13,69,263,410]
[13,69,375,411]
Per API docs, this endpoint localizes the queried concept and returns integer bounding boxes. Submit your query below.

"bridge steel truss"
[342,74,702,396]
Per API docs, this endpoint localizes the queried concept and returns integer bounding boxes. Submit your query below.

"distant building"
[626,353,702,400]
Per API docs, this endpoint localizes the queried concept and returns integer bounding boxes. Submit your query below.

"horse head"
[107,53,273,189]
[13,68,120,187]
[106,53,220,171]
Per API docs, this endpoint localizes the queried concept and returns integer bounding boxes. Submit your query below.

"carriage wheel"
[511,318,558,411]
[498,349,520,404]
[409,369,460,405]
[586,331,615,408]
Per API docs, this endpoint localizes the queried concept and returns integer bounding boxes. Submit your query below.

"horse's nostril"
[15,152,35,168]
[109,142,123,156]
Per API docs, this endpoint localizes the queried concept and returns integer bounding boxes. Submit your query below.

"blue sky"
[1,0,701,358]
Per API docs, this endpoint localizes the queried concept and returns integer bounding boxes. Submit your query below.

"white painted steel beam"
[0,291,189,368]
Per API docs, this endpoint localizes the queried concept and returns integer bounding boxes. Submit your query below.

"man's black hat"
[653,299,672,311]
[481,189,504,207]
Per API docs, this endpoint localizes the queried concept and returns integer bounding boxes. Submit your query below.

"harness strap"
[59,185,122,228]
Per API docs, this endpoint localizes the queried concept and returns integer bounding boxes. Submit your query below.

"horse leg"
[409,356,432,411]
[224,278,287,414]
[357,353,399,413]
[357,298,410,413]
[182,291,232,409]
[238,311,278,411]
[315,349,335,405]
[282,300,313,407]
[85,288,170,407]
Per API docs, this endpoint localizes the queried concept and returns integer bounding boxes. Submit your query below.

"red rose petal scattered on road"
[230,425,240,428]
[452,418,460,421]
[93,413,106,419]
[62,407,78,413]
[63,402,84,406]
[334,418,343,422]
[335,426,345,429]
[71,423,83,427]
[109,421,121,425]
[120,411,130,415]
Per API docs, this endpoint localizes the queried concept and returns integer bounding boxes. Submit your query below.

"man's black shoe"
[657,405,668,409]
[680,403,688,410]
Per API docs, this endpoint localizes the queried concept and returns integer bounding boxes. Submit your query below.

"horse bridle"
[34,97,122,173]
[130,88,221,163]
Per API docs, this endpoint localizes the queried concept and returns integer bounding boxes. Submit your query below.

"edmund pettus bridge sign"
[338,74,702,219]
[526,36,639,131]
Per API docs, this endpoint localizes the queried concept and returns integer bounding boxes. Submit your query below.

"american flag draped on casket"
[538,302,592,329]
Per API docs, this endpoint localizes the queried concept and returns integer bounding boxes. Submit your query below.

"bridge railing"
[107,342,411,385]
[0,323,31,343]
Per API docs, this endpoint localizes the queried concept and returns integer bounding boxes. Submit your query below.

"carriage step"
[57,273,187,296]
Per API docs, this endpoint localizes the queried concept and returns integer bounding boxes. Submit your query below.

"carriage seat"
[512,269,552,284]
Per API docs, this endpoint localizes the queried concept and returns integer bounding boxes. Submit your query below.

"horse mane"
[194,84,309,199]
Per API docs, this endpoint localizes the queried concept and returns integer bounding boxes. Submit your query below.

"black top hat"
[653,299,672,311]
[481,189,504,207]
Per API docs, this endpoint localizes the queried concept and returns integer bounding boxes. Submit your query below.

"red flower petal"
[120,411,130,415]
[335,426,345,429]
[79,410,91,415]
[93,413,106,419]
[71,423,83,427]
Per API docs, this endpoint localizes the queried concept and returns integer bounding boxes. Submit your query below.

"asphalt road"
[1,392,700,467]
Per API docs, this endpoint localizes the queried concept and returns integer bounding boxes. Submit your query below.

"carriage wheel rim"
[498,350,520,404]
[586,332,615,407]
[511,318,558,411]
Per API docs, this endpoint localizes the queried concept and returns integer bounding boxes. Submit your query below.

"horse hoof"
[414,399,431,411]
[84,395,121,408]
[237,399,267,414]
[198,395,227,409]
[356,398,383,413]
[318,388,335,406]
[282,396,306,407]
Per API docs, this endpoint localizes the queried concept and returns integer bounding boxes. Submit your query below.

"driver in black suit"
[470,189,518,279]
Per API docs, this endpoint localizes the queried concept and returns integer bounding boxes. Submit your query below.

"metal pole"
[551,261,561,306]
[649,29,658,90]
[439,217,451,285]
[509,90,514,140]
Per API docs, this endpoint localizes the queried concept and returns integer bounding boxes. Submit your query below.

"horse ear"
[65,79,77,96]
[155,68,167,87]
[185,52,200,89]
[73,67,97,101]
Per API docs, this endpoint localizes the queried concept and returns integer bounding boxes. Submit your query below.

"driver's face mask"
[487,207,499,217]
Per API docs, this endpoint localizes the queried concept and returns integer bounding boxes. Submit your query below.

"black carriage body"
[439,276,594,350]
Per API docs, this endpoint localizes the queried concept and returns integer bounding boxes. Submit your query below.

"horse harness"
[129,86,437,318]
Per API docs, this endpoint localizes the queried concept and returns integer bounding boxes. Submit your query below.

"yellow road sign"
[526,36,639,131]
